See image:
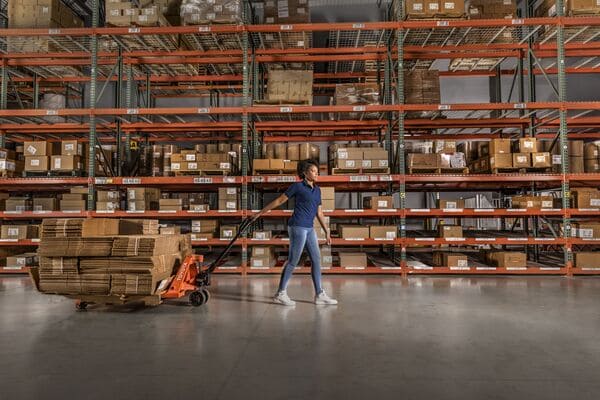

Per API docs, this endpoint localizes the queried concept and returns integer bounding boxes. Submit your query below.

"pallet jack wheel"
[189,291,206,307]
[201,288,211,304]
[76,301,88,311]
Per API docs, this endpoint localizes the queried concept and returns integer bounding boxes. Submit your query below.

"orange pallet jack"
[161,217,255,307]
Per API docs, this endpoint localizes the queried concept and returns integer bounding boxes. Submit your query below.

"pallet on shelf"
[173,170,231,176]
[330,167,391,175]
[252,169,297,176]
[407,167,469,175]
[489,167,553,174]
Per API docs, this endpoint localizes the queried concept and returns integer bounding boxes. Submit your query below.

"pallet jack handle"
[206,216,256,274]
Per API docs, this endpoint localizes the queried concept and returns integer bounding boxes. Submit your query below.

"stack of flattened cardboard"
[41,219,85,238]
[38,237,115,257]
[111,235,180,257]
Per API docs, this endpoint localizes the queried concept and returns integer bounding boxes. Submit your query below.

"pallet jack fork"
[161,217,255,307]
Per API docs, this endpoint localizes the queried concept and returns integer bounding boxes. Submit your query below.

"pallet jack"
[161,217,255,307]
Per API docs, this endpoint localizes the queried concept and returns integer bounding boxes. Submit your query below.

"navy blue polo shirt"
[285,181,322,228]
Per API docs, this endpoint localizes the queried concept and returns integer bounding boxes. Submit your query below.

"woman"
[252,159,338,306]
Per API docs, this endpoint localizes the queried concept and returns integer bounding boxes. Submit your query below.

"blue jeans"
[277,226,323,295]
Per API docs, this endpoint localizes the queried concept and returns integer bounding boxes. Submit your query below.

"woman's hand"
[326,229,332,246]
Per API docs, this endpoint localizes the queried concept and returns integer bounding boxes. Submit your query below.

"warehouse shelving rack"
[1,1,600,275]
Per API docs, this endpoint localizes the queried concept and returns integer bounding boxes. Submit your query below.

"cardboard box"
[253,159,270,171]
[263,0,310,24]
[191,219,218,233]
[33,198,57,212]
[513,153,531,168]
[531,152,551,168]
[489,154,513,169]
[320,198,335,211]
[51,155,81,171]
[425,0,440,16]
[518,138,538,153]
[438,199,465,209]
[369,226,397,240]
[251,246,274,258]
[96,201,120,211]
[189,204,209,212]
[405,0,427,16]
[6,253,38,268]
[62,193,85,201]
[5,197,32,212]
[61,140,82,156]
[127,187,161,201]
[218,199,238,211]
[81,219,120,237]
[575,252,600,269]
[219,187,239,200]
[270,159,286,170]
[482,139,511,155]
[488,252,527,268]
[60,200,86,211]
[24,141,53,156]
[339,253,367,268]
[266,70,313,105]
[1,225,38,240]
[363,196,394,209]
[159,198,183,211]
[220,225,238,239]
[160,226,181,235]
[339,225,370,240]
[572,188,600,208]
[97,190,120,202]
[332,148,363,160]
[440,0,465,16]
[575,223,600,239]
[252,230,272,240]
[433,252,468,268]
[336,159,361,169]
[408,153,440,169]
[433,140,457,154]
[321,246,333,268]
[250,256,275,269]
[25,156,49,171]
[438,225,463,238]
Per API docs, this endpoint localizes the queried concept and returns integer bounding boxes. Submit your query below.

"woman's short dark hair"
[297,159,319,179]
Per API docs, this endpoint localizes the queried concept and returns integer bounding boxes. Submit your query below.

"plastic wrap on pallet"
[180,0,242,25]
[440,152,466,169]
[40,94,66,123]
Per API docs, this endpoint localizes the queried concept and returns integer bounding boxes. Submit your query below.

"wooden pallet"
[66,294,162,308]
[408,167,469,175]
[24,170,84,177]
[0,170,19,178]
[489,167,553,174]
[331,167,391,175]
[253,169,296,175]
[174,170,230,176]
[253,100,312,106]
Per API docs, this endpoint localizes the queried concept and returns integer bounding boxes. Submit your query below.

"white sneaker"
[315,291,338,305]
[273,291,296,306]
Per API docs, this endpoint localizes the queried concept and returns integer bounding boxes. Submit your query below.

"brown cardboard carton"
[438,225,463,238]
[1,225,38,239]
[487,139,512,155]
[60,200,86,211]
[513,153,531,168]
[339,225,370,240]
[332,148,363,160]
[488,154,512,169]
[438,199,465,209]
[575,252,600,269]
[97,190,120,202]
[321,198,335,211]
[408,154,440,169]
[189,204,209,212]
[425,0,441,16]
[62,193,85,201]
[33,198,57,212]
[25,156,49,171]
[219,187,239,201]
[518,138,538,153]
[250,256,275,269]
[191,232,214,241]
[575,223,600,239]
[6,253,38,268]
[51,155,81,171]
[531,152,551,168]
[81,219,120,237]
[369,226,398,240]
[363,196,394,209]
[266,70,313,105]
[488,252,527,268]
[70,187,89,195]
[96,201,120,211]
[252,230,272,240]
[433,252,468,268]
[61,140,82,156]
[264,0,310,24]
[220,225,238,239]
[253,159,270,171]
[5,198,32,212]
[251,246,274,258]
[336,159,361,169]
[160,226,181,235]
[218,199,238,211]
[572,188,600,208]
[127,187,161,201]
[321,187,335,200]
[191,219,218,233]
[405,0,427,16]
[270,159,286,170]
[24,141,53,156]
[339,253,367,268]
[159,198,183,211]
[440,0,465,16]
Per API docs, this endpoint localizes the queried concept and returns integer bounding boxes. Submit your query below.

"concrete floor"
[2,275,600,400]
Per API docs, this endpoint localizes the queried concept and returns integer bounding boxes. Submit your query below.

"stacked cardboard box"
[180,0,243,25]
[6,253,38,269]
[5,197,32,212]
[467,0,517,19]
[127,188,161,211]
[219,187,239,211]
[433,252,468,268]
[264,0,310,24]
[511,195,554,209]
[106,0,169,26]
[220,224,238,239]
[320,187,335,211]
[438,225,463,238]
[329,144,389,172]
[0,148,22,177]
[332,83,380,120]
[24,141,54,173]
[7,0,84,52]
[253,159,297,173]
[543,140,584,173]
[41,218,84,237]
[263,70,313,105]
[370,226,398,240]
[339,253,368,269]
[438,199,465,209]
[571,188,600,208]
[405,70,441,118]
[33,198,57,212]
[170,150,234,175]
[159,198,183,212]
[470,138,551,173]
[572,222,600,239]
[339,225,369,240]
[60,187,87,211]
[584,143,600,173]
[487,252,527,268]
[250,246,276,269]
[364,196,394,210]
[97,190,121,212]
[191,219,218,240]
[252,230,272,240]
[51,140,82,173]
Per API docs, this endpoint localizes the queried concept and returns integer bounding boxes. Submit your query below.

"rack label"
[352,23,365,29]
[223,177,236,183]
[158,210,177,214]
[350,176,369,182]
[198,26,211,32]
[48,28,61,35]
[514,103,526,109]
[445,238,465,242]
[352,106,366,112]
[415,238,435,241]
[251,176,265,183]
[94,178,114,185]
[193,177,213,184]
[438,104,451,110]
[436,21,449,27]
[128,27,141,33]
[345,209,364,213]
[197,107,210,114]
[450,267,470,271]
[127,108,139,115]
[475,238,495,242]
[507,238,528,241]
[280,25,293,30]
[443,208,463,213]
[379,175,392,181]
[46,110,58,116]
[507,209,527,212]
[410,209,430,212]
[123,178,141,185]
[280,107,293,113]
[507,267,527,271]
[511,19,525,25]
[474,209,494,212]
[476,267,496,271]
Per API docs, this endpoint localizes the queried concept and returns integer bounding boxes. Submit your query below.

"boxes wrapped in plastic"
[180,0,242,25]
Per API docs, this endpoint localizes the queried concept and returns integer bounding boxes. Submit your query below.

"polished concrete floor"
[2,274,600,400]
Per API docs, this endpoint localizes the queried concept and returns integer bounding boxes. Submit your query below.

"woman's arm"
[316,205,331,245]
[252,193,289,221]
